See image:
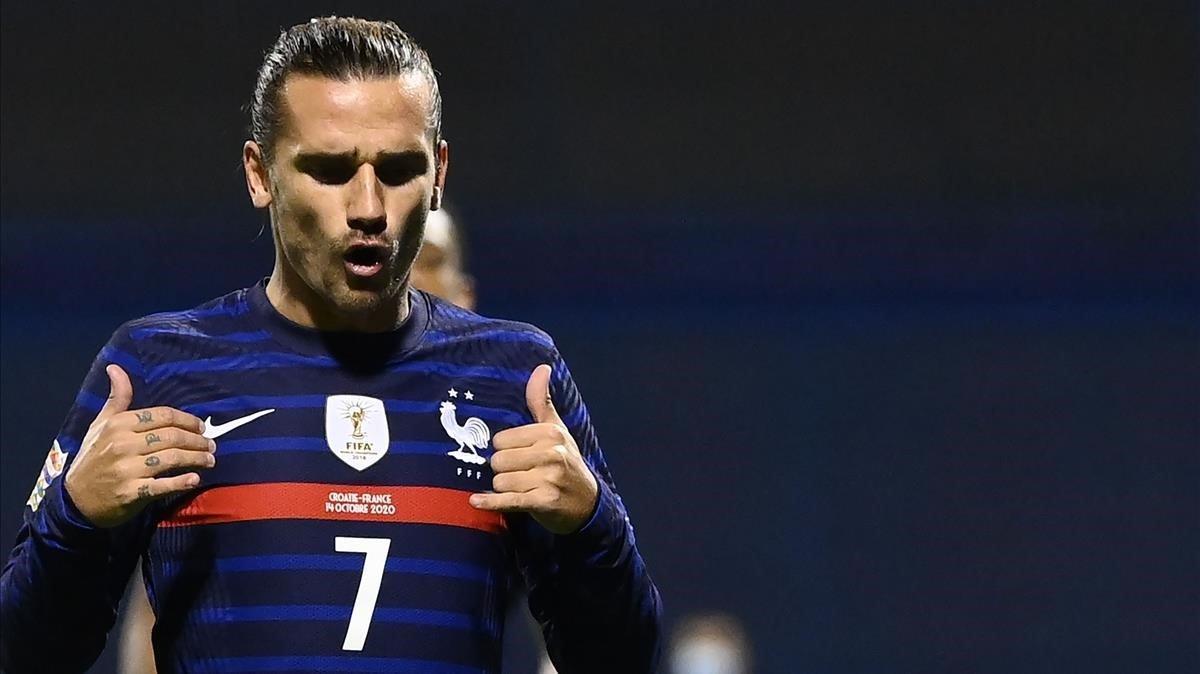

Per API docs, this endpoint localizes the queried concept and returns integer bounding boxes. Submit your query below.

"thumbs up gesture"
[469,364,599,535]
[63,365,216,528]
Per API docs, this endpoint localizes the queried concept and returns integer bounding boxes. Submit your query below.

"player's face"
[247,73,448,321]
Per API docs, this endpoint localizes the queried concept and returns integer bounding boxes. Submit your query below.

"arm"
[474,357,663,673]
[0,330,210,672]
[0,464,143,673]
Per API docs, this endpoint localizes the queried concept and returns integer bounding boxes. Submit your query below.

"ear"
[430,139,449,211]
[243,140,273,209]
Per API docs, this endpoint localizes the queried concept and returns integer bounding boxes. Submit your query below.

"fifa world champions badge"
[326,395,390,471]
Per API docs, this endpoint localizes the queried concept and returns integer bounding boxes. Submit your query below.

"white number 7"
[335,536,391,651]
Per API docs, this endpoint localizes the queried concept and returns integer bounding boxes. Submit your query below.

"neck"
[265,262,409,333]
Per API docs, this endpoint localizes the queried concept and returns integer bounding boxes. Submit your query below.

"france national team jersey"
[1,280,662,673]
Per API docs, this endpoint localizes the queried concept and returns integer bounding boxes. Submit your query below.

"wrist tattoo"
[136,411,153,424]
[145,433,161,447]
[145,455,161,467]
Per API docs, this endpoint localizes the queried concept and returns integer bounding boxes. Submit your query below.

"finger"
[491,469,540,494]
[127,406,205,435]
[469,491,536,513]
[493,423,565,451]
[136,428,216,455]
[140,448,217,477]
[490,445,563,473]
[524,364,562,425]
[96,364,134,422]
[135,473,202,501]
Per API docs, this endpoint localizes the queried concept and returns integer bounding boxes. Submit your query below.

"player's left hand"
[469,364,599,535]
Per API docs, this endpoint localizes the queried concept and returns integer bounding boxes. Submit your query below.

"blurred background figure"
[532,612,755,674]
[410,206,477,311]
[669,613,752,674]
[116,574,155,674]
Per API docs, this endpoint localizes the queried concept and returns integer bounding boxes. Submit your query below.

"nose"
[347,163,386,235]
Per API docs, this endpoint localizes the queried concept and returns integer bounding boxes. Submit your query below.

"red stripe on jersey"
[158,483,506,534]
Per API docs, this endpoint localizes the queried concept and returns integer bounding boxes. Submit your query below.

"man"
[114,206,492,672]
[668,613,751,674]
[1,17,661,673]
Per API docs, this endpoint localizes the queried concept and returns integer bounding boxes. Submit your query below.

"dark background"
[2,2,1197,672]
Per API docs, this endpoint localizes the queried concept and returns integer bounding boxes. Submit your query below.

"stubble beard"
[272,201,426,330]
[324,242,410,317]
[333,268,405,315]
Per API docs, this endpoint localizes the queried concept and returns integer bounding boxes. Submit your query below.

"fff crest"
[325,395,389,471]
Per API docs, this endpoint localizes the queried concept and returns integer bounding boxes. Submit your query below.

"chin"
[331,277,404,315]
[331,287,384,314]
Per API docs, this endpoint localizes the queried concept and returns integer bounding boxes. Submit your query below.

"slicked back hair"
[250,16,441,164]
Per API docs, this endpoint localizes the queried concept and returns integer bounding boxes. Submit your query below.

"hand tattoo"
[145,433,161,447]
[137,484,151,499]
[145,455,161,467]
[136,410,153,424]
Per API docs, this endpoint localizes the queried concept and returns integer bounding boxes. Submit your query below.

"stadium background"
[1,2,1196,672]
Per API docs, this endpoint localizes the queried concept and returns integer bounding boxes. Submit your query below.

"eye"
[306,161,356,185]
[375,155,428,187]
[294,154,358,185]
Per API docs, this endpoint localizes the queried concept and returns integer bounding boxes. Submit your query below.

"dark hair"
[250,16,441,163]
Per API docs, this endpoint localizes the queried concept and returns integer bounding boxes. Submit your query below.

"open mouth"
[343,245,388,278]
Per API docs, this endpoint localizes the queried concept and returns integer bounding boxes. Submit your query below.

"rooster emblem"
[441,401,490,464]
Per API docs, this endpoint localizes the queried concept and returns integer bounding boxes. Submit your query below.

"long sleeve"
[511,352,663,673]
[1,326,154,673]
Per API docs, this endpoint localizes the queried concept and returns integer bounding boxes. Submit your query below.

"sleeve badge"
[26,439,68,512]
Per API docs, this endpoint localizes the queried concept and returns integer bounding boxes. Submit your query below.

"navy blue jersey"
[1,281,661,673]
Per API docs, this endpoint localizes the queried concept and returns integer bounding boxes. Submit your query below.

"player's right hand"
[64,364,215,528]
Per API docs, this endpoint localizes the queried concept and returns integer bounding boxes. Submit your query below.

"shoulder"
[108,286,258,356]
[420,290,558,359]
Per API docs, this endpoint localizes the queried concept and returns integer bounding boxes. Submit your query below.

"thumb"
[97,364,134,420]
[525,364,561,424]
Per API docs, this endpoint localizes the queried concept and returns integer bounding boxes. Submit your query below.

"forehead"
[276,73,434,154]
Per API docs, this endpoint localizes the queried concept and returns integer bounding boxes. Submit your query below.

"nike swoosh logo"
[202,409,276,440]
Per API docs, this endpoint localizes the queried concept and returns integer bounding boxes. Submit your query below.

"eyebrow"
[293,149,428,166]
